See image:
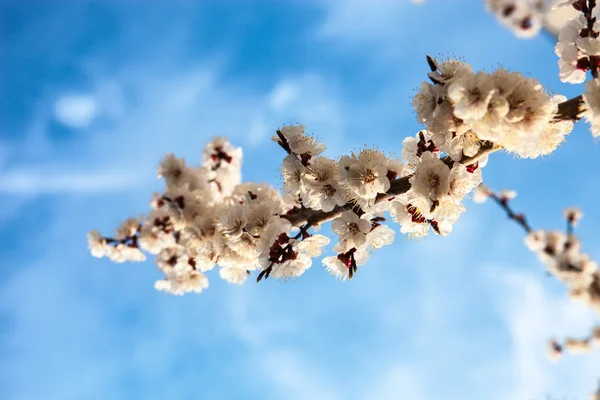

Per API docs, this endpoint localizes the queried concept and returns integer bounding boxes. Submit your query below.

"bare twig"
[487,191,532,234]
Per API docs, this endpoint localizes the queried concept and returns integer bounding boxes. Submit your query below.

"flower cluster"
[555,0,600,84]
[275,124,480,280]
[89,136,254,294]
[414,57,574,159]
[525,226,600,313]
[276,123,484,279]
[87,219,146,263]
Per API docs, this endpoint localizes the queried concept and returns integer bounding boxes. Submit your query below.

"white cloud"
[317,0,413,42]
[365,365,424,400]
[268,81,299,111]
[53,94,99,129]
[257,348,344,400]
[0,169,148,194]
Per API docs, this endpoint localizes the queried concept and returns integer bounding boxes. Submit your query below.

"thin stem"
[275,129,293,155]
[487,192,532,234]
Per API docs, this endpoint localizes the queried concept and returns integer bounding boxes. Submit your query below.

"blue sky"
[1,1,599,399]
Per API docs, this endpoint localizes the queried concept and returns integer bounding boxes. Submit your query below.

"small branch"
[460,141,499,165]
[487,191,532,234]
[555,95,585,122]
[567,219,574,236]
[275,129,293,155]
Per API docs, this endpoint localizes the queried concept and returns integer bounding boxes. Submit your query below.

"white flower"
[323,256,349,281]
[389,201,430,238]
[274,124,326,156]
[366,225,395,249]
[202,136,243,170]
[578,37,600,57]
[547,339,562,362]
[256,218,315,280]
[281,154,306,195]
[499,189,517,200]
[448,163,482,201]
[323,246,369,281]
[245,200,283,236]
[552,252,598,287]
[302,157,347,212]
[105,243,146,263]
[262,250,312,280]
[448,130,481,160]
[297,234,330,257]
[524,230,549,252]
[555,16,587,84]
[191,238,221,271]
[412,82,445,124]
[218,203,248,241]
[408,151,451,201]
[583,78,600,137]
[233,182,282,204]
[87,230,107,258]
[331,211,372,250]
[556,16,583,55]
[212,165,241,195]
[219,267,249,285]
[491,68,522,99]
[525,231,566,252]
[116,217,141,240]
[472,184,490,204]
[427,58,473,84]
[156,247,186,271]
[513,94,573,159]
[158,153,187,188]
[257,217,292,254]
[139,211,177,254]
[486,0,542,38]
[559,45,586,84]
[448,71,496,121]
[402,130,435,167]
[505,87,535,123]
[564,207,584,226]
[155,269,209,295]
[339,149,390,201]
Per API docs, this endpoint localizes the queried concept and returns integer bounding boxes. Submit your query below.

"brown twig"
[487,191,532,234]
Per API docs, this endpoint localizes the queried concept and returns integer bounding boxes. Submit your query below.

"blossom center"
[348,222,361,235]
[323,184,336,197]
[469,88,482,104]
[362,169,377,184]
[428,173,440,189]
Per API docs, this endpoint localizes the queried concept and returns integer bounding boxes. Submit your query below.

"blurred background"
[1,1,599,399]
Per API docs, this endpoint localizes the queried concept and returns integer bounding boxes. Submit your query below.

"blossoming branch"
[88,51,597,295]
